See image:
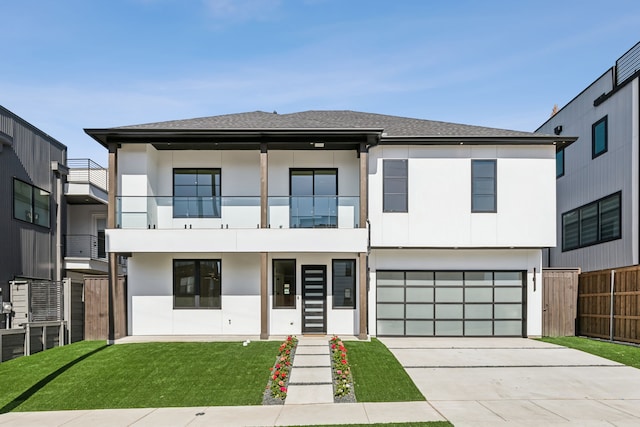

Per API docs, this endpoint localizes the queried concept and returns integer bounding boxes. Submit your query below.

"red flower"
[331,344,336,349]
[341,359,347,365]
[280,387,287,392]
[341,352,346,359]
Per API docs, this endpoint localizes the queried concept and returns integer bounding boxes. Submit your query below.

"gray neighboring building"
[537,41,640,272]
[0,105,67,327]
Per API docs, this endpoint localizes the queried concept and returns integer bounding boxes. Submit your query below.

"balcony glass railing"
[115,196,360,229]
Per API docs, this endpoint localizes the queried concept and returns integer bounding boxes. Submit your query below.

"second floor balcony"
[116,196,361,229]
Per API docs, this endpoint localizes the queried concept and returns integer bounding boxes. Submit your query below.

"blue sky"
[2,0,639,165]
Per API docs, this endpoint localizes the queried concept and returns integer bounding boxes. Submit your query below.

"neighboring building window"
[562,192,621,251]
[173,169,221,218]
[592,116,608,158]
[556,149,564,178]
[333,259,356,308]
[13,178,50,227]
[471,160,497,213]
[383,159,408,212]
[173,259,221,308]
[273,259,296,308]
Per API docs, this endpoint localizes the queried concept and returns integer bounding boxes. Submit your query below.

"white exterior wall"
[369,248,543,337]
[127,252,261,335]
[538,70,639,272]
[67,204,107,235]
[368,145,556,248]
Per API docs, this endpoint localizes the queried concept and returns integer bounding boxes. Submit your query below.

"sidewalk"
[0,402,446,426]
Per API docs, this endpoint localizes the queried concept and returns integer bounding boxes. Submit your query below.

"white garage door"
[376,271,525,336]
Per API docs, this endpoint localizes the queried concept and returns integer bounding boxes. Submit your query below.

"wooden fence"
[84,276,127,340]
[578,265,640,344]
[542,269,580,336]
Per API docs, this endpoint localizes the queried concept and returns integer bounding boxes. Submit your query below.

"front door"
[302,265,327,334]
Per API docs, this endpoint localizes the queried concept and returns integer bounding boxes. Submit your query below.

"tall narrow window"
[592,116,608,158]
[333,259,356,308]
[383,159,408,212]
[471,160,496,213]
[173,169,221,218]
[173,259,221,308]
[273,259,296,308]
[556,149,564,178]
[290,169,337,228]
[13,178,50,227]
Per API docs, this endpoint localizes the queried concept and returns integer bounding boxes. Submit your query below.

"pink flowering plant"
[330,335,354,398]
[267,335,298,400]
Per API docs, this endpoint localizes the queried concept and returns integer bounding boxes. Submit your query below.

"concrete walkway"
[0,402,446,426]
[380,337,640,426]
[285,337,334,404]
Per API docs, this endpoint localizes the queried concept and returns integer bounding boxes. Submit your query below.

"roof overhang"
[84,128,384,151]
[380,135,577,152]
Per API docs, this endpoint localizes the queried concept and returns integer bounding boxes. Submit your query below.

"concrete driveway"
[379,337,640,427]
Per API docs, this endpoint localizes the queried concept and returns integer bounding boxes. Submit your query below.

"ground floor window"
[273,259,296,308]
[376,270,525,336]
[173,259,221,309]
[332,259,356,308]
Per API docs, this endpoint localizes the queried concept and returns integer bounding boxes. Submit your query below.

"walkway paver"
[285,337,334,405]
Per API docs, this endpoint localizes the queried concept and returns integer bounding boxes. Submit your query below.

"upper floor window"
[556,149,565,178]
[173,259,221,309]
[562,192,621,251]
[471,160,496,213]
[13,178,50,228]
[383,159,408,212]
[290,169,337,228]
[173,169,221,218]
[592,116,608,158]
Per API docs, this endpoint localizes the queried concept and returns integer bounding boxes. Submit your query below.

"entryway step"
[293,354,330,367]
[289,367,332,383]
[284,338,334,404]
[285,384,334,405]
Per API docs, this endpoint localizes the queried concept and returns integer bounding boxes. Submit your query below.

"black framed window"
[592,116,608,158]
[290,168,338,228]
[556,149,564,178]
[173,169,221,218]
[273,259,296,308]
[333,259,356,308]
[383,159,408,212]
[13,178,50,228]
[173,259,221,309]
[471,160,496,213]
[562,192,621,251]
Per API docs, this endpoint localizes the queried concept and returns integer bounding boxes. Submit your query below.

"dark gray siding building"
[0,106,67,326]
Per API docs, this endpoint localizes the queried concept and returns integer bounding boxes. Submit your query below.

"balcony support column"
[358,252,368,339]
[107,142,119,345]
[358,142,369,339]
[260,143,269,339]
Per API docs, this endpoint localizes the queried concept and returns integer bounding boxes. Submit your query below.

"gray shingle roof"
[115,110,539,138]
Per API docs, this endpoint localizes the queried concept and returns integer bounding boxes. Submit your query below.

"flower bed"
[263,335,297,404]
[330,335,355,402]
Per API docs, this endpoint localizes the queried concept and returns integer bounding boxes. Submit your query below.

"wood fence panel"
[578,265,640,344]
[542,269,579,336]
[84,276,127,340]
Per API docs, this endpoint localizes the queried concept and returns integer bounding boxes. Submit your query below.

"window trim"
[592,116,608,159]
[471,159,497,213]
[332,259,356,309]
[382,159,408,213]
[172,168,222,219]
[562,191,621,252]
[273,259,297,309]
[556,148,565,178]
[172,259,222,309]
[13,178,51,228]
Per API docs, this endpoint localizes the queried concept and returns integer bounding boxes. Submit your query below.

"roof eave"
[380,135,578,151]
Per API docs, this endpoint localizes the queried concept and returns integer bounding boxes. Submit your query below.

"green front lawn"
[346,338,425,402]
[541,336,640,369]
[0,340,280,412]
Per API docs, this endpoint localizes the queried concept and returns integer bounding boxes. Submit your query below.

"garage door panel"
[465,304,493,319]
[465,272,493,286]
[406,320,433,336]
[435,321,463,335]
[406,287,433,302]
[406,271,434,285]
[377,303,404,318]
[495,320,522,335]
[465,287,493,302]
[465,320,493,336]
[377,271,404,286]
[495,304,522,319]
[494,287,522,302]
[435,272,463,285]
[378,287,404,302]
[435,288,463,302]
[377,320,404,335]
[406,304,434,318]
[435,304,463,319]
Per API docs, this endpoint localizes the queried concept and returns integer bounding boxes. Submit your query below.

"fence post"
[610,269,615,341]
[24,323,30,356]
[59,321,65,347]
[43,324,47,350]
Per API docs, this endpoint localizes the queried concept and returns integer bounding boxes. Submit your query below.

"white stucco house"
[85,110,574,339]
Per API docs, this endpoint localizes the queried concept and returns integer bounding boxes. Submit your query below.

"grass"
[345,338,425,402]
[0,340,280,412]
[540,336,640,369]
